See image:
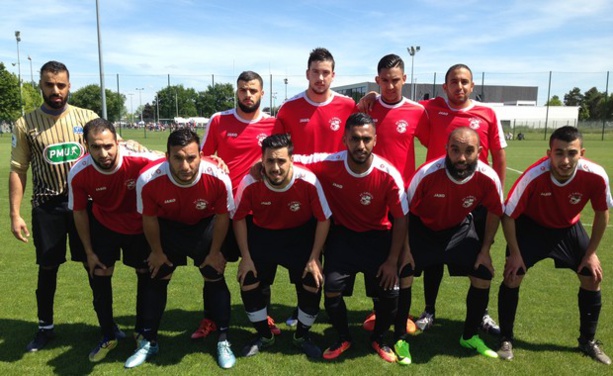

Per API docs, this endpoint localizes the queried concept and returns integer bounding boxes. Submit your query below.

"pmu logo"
[43,142,84,165]
[329,117,341,131]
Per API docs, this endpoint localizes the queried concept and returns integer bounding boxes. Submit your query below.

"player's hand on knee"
[377,259,399,290]
[578,253,603,283]
[10,216,30,243]
[474,250,495,276]
[86,253,107,277]
[202,251,226,274]
[237,257,257,286]
[503,252,526,281]
[148,252,173,278]
[303,258,323,289]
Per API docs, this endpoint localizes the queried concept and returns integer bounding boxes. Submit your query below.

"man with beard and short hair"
[68,119,160,362]
[233,133,331,359]
[9,61,100,352]
[294,112,408,363]
[400,126,504,361]
[497,126,612,364]
[128,128,235,369]
[196,71,280,346]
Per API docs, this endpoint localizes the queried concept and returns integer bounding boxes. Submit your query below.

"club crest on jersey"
[329,117,341,131]
[288,201,301,212]
[468,118,481,130]
[43,142,85,165]
[125,179,136,190]
[396,120,408,133]
[194,199,209,210]
[568,192,583,205]
[256,133,268,146]
[73,126,84,134]
[11,134,17,148]
[462,195,477,208]
[360,192,373,206]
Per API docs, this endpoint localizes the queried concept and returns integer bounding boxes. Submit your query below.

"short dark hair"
[445,63,472,83]
[549,125,583,148]
[345,112,375,131]
[167,128,200,153]
[261,133,293,156]
[377,54,404,73]
[83,118,117,143]
[40,61,69,80]
[237,71,263,88]
[308,47,335,71]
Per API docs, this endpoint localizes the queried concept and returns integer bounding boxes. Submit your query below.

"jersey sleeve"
[232,175,255,220]
[308,176,332,221]
[201,114,220,155]
[10,118,31,174]
[67,169,89,211]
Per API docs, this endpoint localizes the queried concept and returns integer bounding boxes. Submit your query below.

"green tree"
[22,82,43,114]
[545,95,563,106]
[70,84,126,122]
[155,85,199,120]
[0,62,22,121]
[583,87,604,120]
[196,83,235,117]
[563,87,583,106]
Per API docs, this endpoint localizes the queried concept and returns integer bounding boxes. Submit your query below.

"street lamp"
[407,45,420,101]
[284,78,288,101]
[15,31,23,116]
[27,55,34,86]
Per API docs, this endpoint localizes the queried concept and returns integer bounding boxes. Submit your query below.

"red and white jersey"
[370,96,430,186]
[295,151,408,232]
[201,109,275,194]
[137,157,234,225]
[505,157,613,228]
[273,91,356,154]
[68,147,159,235]
[407,157,504,231]
[233,165,332,230]
[417,97,507,163]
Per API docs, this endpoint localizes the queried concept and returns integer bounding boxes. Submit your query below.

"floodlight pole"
[407,46,420,101]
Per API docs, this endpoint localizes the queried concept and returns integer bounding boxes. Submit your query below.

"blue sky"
[1,0,612,107]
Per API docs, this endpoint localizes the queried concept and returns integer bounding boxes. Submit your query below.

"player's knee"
[200,265,223,281]
[153,264,175,280]
[301,273,320,293]
[240,271,260,291]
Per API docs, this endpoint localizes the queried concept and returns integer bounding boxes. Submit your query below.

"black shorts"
[158,216,233,266]
[409,212,492,280]
[90,213,149,269]
[324,225,395,296]
[32,196,85,266]
[248,220,316,286]
[511,215,591,276]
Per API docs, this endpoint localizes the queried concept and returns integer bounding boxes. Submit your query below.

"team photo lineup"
[8,47,612,370]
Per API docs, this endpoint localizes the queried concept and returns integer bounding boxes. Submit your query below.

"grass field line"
[507,166,524,174]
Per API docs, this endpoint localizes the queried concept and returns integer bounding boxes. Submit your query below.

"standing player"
[233,134,331,358]
[196,70,279,339]
[403,127,504,361]
[412,63,506,335]
[68,119,159,362]
[9,61,99,352]
[497,126,611,364]
[296,113,408,363]
[126,128,235,369]
[360,53,429,338]
[273,47,356,155]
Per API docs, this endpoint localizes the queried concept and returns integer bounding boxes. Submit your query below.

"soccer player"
[68,118,160,362]
[295,112,408,363]
[497,126,612,365]
[361,63,506,334]
[127,128,235,369]
[360,53,429,338]
[9,61,100,352]
[273,47,356,155]
[404,126,504,360]
[233,134,331,358]
[196,70,279,339]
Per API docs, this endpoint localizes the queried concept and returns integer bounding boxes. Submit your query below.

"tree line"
[546,87,612,121]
